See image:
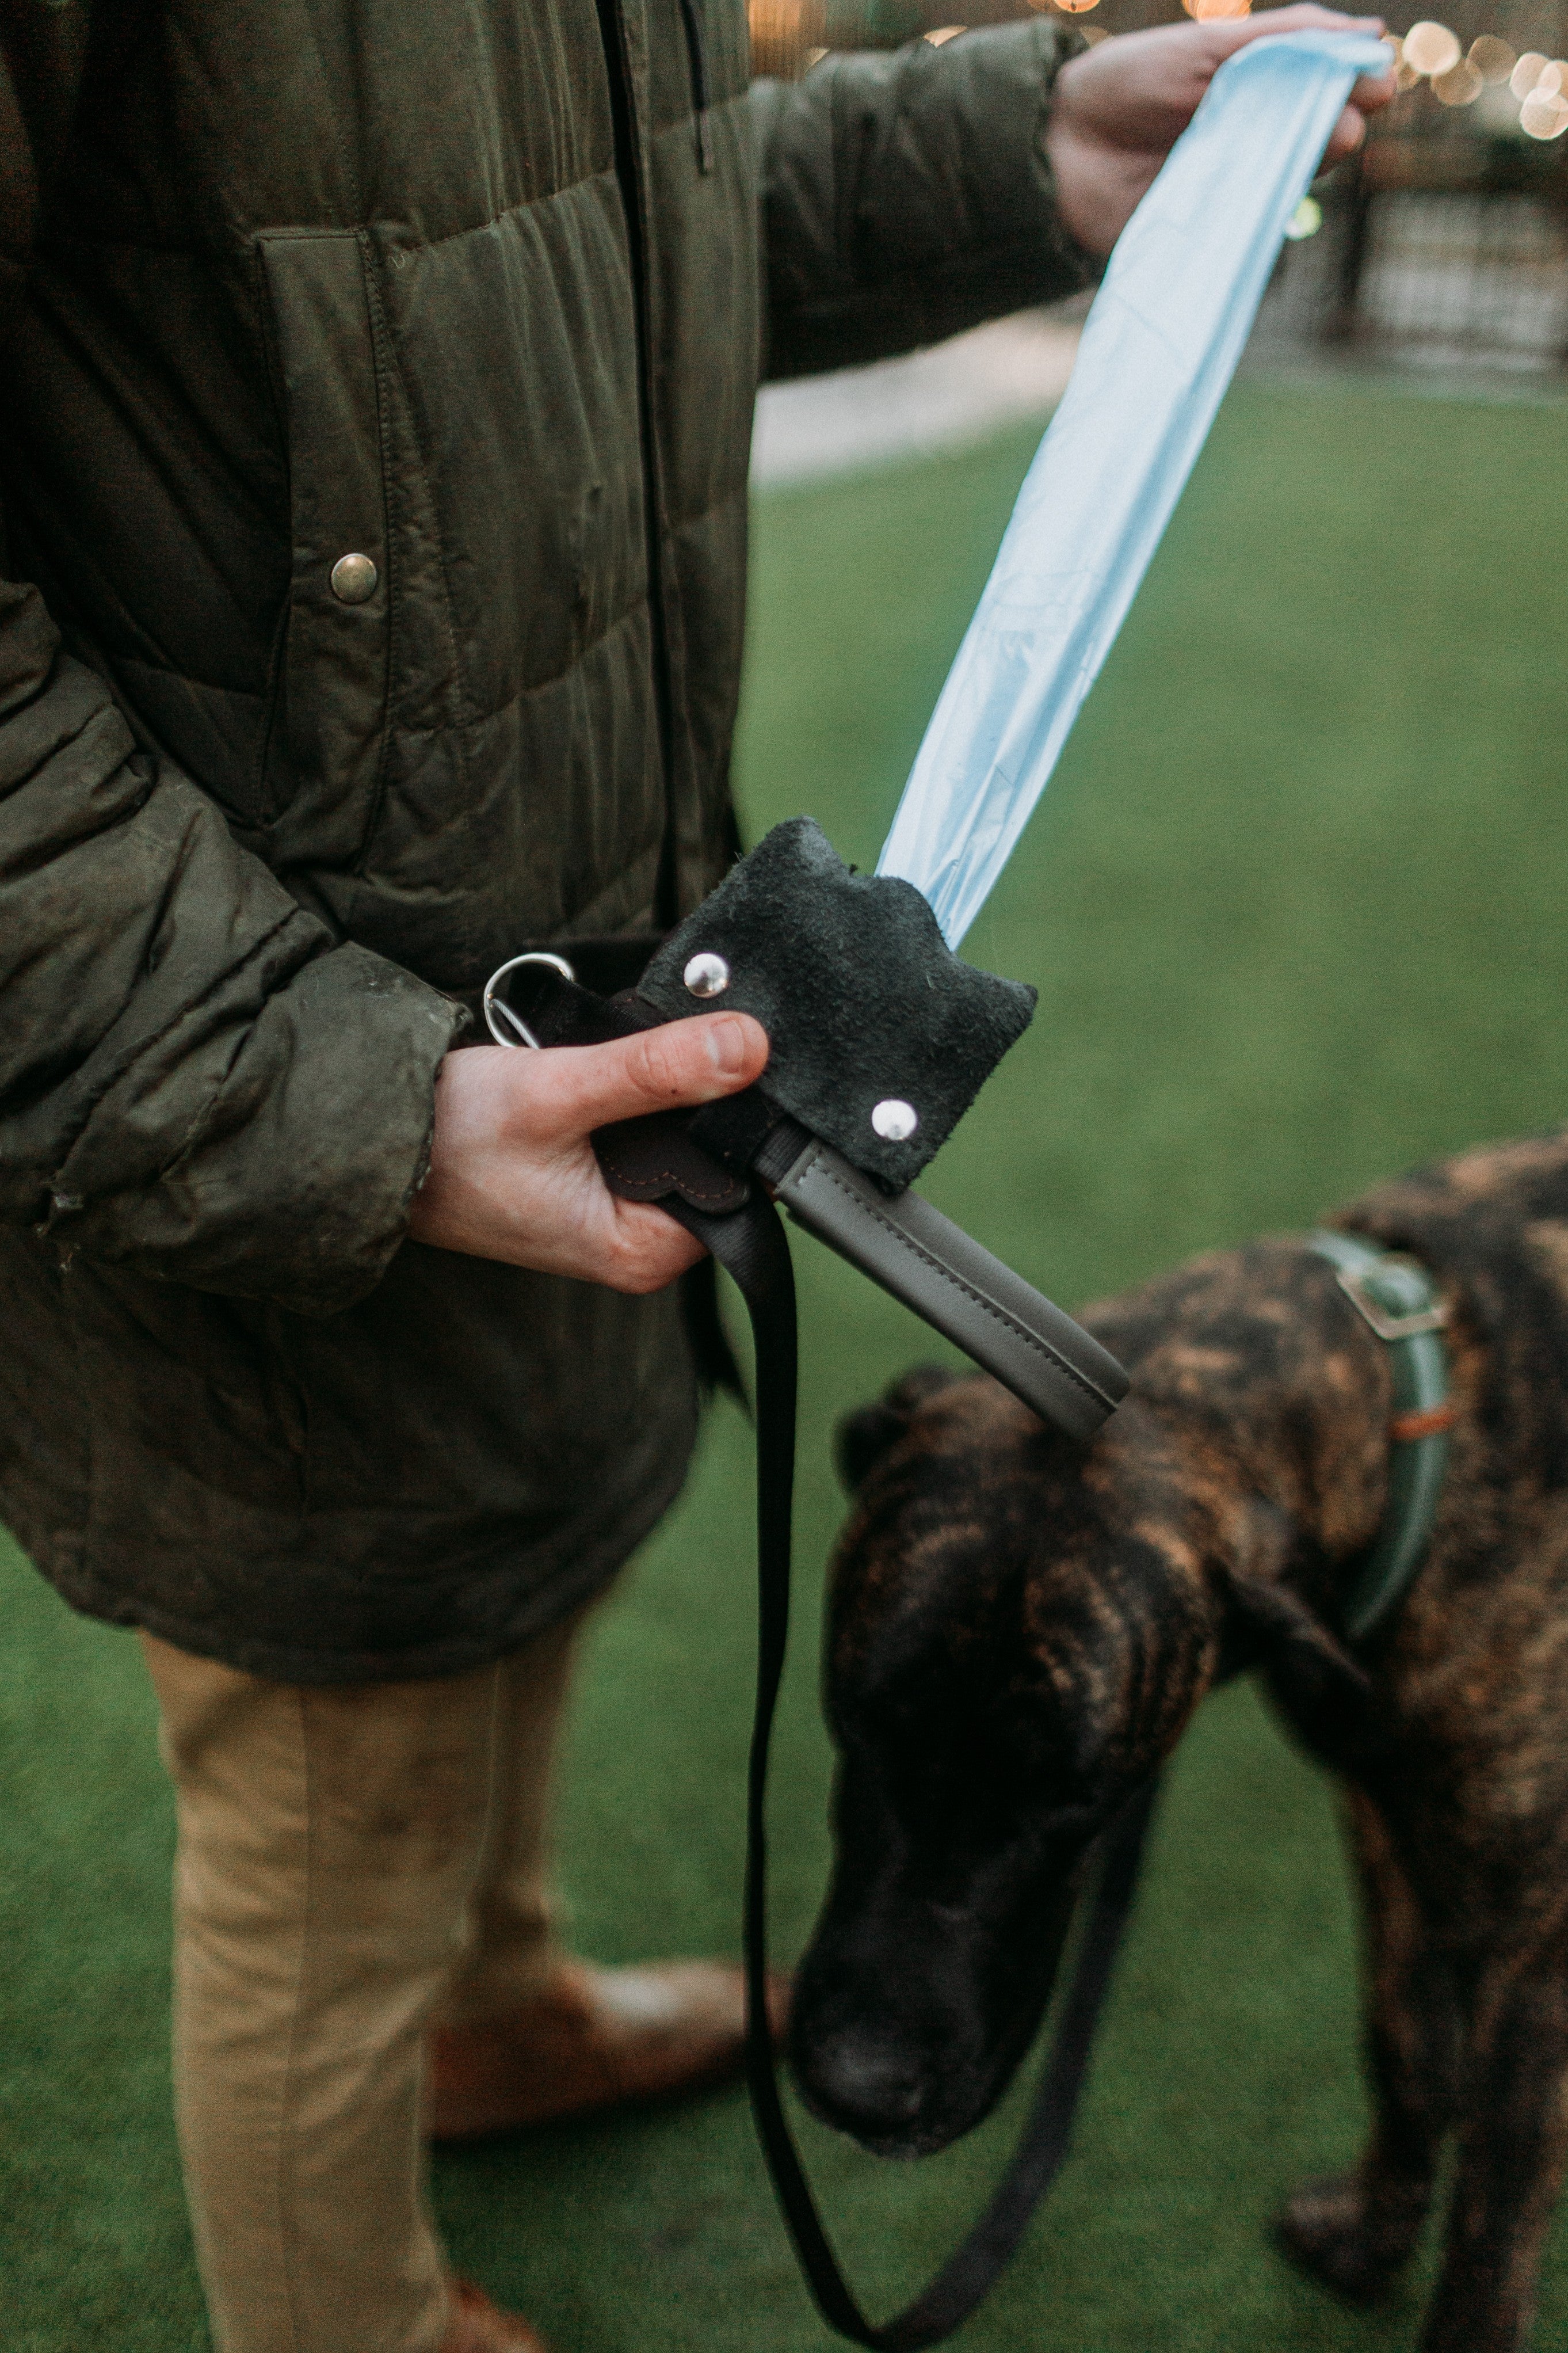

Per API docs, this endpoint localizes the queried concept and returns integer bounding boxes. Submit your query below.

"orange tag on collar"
[1390,1403,1458,1445]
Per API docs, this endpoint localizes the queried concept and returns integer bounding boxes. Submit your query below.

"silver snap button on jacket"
[329,553,379,603]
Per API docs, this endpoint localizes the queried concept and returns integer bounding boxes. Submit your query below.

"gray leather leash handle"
[751,1122,1127,1441]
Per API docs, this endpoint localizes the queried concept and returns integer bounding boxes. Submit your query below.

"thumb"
[529,1012,770,1137]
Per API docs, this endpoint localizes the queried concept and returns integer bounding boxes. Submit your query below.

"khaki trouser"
[141,1612,583,2353]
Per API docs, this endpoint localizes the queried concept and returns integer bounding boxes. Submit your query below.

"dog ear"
[1219,1501,1371,1721]
[835,1364,960,1492]
[1227,1575,1371,1712]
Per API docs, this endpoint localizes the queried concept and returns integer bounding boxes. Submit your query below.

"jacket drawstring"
[678,0,714,173]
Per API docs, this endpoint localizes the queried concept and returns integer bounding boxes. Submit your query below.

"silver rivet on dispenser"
[684,952,731,999]
[871,1099,918,1142]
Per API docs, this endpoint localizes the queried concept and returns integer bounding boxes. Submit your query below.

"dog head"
[791,1348,1367,2158]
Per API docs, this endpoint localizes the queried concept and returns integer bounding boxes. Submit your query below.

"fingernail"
[705,1016,749,1076]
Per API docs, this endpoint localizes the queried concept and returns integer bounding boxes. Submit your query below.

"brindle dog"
[789,1132,1568,2353]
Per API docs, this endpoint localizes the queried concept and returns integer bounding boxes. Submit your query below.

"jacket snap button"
[330,553,379,603]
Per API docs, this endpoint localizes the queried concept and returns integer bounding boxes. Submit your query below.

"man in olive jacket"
[0,2,1388,2346]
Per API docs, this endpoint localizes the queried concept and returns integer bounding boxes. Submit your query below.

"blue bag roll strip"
[876,29,1392,950]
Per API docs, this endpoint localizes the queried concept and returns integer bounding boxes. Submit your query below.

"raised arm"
[753,7,1394,380]
[752,18,1096,382]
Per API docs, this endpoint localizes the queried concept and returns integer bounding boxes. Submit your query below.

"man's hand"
[1047,6,1397,260]
[408,1013,770,1293]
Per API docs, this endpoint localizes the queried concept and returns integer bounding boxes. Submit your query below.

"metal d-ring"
[482,951,577,1049]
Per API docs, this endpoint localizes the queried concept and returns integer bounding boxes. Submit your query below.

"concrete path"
[750,308,1082,487]
[749,220,1568,493]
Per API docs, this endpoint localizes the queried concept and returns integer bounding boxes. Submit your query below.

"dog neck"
[1093,1237,1398,1658]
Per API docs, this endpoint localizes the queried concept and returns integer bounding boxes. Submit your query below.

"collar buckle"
[1334,1261,1449,1344]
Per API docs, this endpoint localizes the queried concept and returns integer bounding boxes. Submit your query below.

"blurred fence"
[750,0,1568,374]
[1253,181,1568,369]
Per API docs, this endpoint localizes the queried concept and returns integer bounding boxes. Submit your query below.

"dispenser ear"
[835,1365,960,1493]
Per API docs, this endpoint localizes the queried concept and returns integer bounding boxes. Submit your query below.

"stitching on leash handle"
[751,1120,1127,1444]
[669,1186,1159,2350]
[776,1139,1128,1411]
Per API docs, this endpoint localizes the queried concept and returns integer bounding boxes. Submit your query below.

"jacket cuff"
[45,946,468,1317]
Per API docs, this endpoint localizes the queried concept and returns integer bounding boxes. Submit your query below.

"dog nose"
[799,2030,928,2141]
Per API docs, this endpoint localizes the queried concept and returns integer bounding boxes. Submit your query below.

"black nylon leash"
[480,957,1154,2346]
[671,1185,1159,2350]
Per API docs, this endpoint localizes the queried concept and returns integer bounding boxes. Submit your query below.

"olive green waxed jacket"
[0,0,1089,1680]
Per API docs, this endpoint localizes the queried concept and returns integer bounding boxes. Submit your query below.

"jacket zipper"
[678,0,715,174]
[592,0,681,928]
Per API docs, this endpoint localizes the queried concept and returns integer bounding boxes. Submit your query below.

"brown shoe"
[440,2278,551,2353]
[428,1959,790,2142]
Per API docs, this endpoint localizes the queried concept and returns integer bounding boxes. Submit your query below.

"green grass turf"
[5,375,1568,2350]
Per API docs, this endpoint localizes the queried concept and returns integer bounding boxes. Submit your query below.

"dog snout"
[792,2021,933,2153]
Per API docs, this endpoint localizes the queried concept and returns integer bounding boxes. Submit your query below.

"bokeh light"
[1402,20,1462,76]
[1182,0,1251,20]
[1284,196,1323,241]
[746,0,825,77]
[1509,49,1547,97]
[1520,85,1568,135]
[1433,55,1483,102]
[1468,35,1514,81]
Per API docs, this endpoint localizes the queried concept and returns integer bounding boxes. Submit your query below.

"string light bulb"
[1467,35,1514,82]
[1433,55,1482,102]
[1402,20,1462,75]
[1521,84,1568,135]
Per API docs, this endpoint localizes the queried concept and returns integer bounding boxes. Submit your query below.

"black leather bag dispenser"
[486,817,1126,1439]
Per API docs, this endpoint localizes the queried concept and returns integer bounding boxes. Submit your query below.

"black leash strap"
[479,954,1149,2344]
[672,1187,1161,2350]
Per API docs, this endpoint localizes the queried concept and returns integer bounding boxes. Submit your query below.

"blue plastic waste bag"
[876,28,1392,949]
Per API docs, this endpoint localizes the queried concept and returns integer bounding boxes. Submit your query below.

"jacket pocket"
[257,230,392,851]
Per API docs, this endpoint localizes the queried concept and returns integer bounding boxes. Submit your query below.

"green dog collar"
[1307,1229,1454,1646]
